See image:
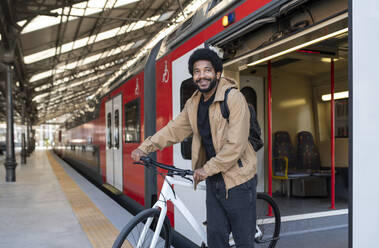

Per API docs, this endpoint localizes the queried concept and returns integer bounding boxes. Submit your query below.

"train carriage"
[54,0,350,246]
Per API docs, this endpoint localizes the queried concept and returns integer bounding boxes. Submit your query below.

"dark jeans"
[206,174,256,248]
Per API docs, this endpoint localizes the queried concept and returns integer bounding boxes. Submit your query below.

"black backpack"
[220,87,264,152]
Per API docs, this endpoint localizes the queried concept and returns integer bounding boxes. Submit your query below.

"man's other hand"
[193,168,208,190]
[131,148,147,161]
[193,168,208,185]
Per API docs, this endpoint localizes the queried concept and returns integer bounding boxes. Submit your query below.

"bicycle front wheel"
[255,193,281,248]
[112,208,171,248]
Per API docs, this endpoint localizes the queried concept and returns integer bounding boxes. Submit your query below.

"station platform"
[0,150,133,248]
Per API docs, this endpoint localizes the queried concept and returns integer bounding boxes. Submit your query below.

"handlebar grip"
[140,156,150,163]
[133,156,194,176]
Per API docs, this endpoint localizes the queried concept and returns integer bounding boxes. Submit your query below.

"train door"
[240,76,265,192]
[172,44,207,245]
[105,94,123,191]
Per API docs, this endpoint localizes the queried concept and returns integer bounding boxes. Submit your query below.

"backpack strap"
[219,87,243,167]
[220,87,237,119]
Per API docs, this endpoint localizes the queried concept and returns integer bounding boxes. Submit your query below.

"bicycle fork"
[137,179,173,248]
[139,177,208,248]
[137,206,167,248]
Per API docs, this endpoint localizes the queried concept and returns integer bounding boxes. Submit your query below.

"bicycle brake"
[181,175,193,183]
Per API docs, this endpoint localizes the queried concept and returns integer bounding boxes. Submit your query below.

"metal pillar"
[267,60,273,197]
[267,60,273,216]
[30,127,35,153]
[330,59,336,209]
[26,119,31,156]
[20,98,26,164]
[3,63,17,181]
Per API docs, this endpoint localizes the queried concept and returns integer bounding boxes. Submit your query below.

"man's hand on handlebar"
[131,148,147,161]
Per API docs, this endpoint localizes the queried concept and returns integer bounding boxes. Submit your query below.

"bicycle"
[113,156,280,248]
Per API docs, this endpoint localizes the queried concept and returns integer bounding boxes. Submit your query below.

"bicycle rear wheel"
[255,193,281,248]
[112,208,171,248]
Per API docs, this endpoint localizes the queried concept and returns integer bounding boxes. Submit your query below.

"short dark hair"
[188,48,223,75]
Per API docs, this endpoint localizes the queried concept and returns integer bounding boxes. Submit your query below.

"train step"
[279,209,348,236]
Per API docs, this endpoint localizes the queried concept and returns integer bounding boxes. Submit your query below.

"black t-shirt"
[197,93,216,161]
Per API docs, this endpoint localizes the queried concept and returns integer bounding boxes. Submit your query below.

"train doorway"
[105,94,123,191]
[239,76,265,192]
[217,8,349,216]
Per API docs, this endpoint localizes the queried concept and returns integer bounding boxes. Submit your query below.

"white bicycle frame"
[136,174,266,248]
[137,175,207,248]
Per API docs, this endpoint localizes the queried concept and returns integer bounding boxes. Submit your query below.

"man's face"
[193,60,221,92]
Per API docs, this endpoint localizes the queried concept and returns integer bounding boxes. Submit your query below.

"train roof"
[157,0,243,59]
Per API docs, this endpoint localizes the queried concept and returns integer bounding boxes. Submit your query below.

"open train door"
[240,76,265,192]
[105,94,123,191]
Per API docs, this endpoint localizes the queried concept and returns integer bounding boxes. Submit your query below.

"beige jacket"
[138,77,257,193]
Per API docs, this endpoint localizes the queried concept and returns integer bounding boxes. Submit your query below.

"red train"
[54,0,349,246]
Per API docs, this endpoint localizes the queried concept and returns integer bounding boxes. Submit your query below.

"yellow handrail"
[272,156,289,180]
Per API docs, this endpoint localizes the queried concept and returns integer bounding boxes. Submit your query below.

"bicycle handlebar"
[133,156,194,177]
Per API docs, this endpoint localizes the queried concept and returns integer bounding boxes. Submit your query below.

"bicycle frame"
[138,175,207,248]
[133,164,276,248]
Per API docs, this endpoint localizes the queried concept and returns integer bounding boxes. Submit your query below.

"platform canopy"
[0,0,204,125]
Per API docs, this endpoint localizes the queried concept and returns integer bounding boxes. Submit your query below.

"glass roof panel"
[131,39,146,49]
[24,47,57,64]
[158,11,175,21]
[18,0,140,34]
[33,92,50,102]
[30,70,53,82]
[73,37,91,50]
[94,27,121,42]
[24,17,151,65]
[81,53,103,65]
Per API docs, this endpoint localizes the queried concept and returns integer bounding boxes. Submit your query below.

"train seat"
[272,131,311,197]
[296,131,322,172]
[272,131,297,177]
[292,131,330,197]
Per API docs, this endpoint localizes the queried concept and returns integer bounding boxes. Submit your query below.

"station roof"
[0,0,205,125]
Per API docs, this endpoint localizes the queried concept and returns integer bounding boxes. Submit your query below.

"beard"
[195,77,218,93]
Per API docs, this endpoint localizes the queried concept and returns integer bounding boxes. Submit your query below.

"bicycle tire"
[255,193,281,248]
[112,208,171,248]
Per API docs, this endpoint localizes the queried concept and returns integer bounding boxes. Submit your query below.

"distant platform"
[0,150,133,248]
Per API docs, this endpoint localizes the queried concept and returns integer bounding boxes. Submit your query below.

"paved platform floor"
[0,150,133,248]
[277,226,348,248]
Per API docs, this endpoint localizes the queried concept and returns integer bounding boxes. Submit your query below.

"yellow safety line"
[46,151,131,248]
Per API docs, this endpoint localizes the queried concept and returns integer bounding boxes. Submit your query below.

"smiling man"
[132,48,257,248]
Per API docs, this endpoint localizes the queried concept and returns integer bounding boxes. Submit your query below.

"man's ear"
[216,72,221,80]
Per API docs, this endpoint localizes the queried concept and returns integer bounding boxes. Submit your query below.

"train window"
[241,87,257,115]
[208,0,223,10]
[107,113,112,149]
[335,99,349,137]
[124,98,140,143]
[114,109,120,149]
[167,16,194,45]
[180,78,197,160]
[180,16,194,32]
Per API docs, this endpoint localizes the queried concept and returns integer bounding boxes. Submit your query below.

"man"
[131,48,257,247]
